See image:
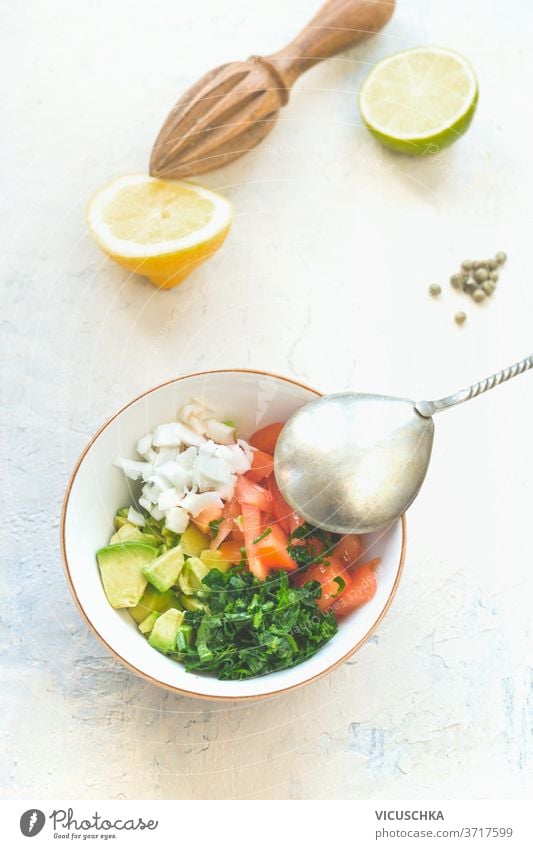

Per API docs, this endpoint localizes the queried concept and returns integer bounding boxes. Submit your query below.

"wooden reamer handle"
[262,0,395,90]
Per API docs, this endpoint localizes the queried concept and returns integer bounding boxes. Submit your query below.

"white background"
[2,0,532,800]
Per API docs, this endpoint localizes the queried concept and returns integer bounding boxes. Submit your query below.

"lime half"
[359,47,478,155]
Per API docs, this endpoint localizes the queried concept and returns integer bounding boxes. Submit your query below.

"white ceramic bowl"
[61,370,406,700]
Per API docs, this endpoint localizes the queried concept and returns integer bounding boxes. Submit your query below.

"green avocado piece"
[180,524,209,557]
[138,611,160,635]
[175,623,194,653]
[200,548,233,574]
[127,585,181,624]
[97,542,158,608]
[179,593,207,613]
[143,545,184,592]
[183,556,210,593]
[110,523,146,545]
[148,608,185,654]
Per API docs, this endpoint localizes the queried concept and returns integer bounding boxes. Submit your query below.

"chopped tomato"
[254,523,296,573]
[223,497,241,519]
[246,449,274,482]
[249,422,284,454]
[240,503,267,579]
[235,475,273,512]
[333,534,363,567]
[266,473,304,534]
[209,517,233,550]
[191,503,223,535]
[219,539,244,564]
[333,560,378,616]
[304,555,350,612]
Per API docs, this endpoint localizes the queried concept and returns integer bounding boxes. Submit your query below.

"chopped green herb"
[177,568,337,680]
[332,576,346,597]
[224,419,236,428]
[208,518,223,539]
[253,527,272,545]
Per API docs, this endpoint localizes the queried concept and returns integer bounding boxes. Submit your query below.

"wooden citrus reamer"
[150,0,395,179]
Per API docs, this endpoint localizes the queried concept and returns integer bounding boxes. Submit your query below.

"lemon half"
[87,175,233,288]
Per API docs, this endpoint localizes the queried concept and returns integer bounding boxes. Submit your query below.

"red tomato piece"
[223,497,241,519]
[209,517,233,550]
[266,473,304,534]
[254,523,297,573]
[334,560,378,617]
[304,555,350,612]
[235,475,273,512]
[219,540,244,564]
[249,422,284,454]
[333,534,363,567]
[246,449,274,483]
[191,503,223,535]
[240,503,267,580]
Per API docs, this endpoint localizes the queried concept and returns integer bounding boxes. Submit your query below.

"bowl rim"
[60,368,407,701]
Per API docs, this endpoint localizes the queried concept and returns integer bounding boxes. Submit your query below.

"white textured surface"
[2,0,532,800]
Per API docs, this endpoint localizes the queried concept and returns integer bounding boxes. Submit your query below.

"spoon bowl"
[274,353,532,534]
[275,393,434,534]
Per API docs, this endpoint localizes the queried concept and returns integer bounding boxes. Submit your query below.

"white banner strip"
[3,799,532,848]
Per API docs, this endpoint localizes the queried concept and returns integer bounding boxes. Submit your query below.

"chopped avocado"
[114,515,129,530]
[185,556,210,590]
[127,585,181,624]
[179,593,207,612]
[138,611,160,634]
[178,568,194,596]
[180,524,209,557]
[162,527,181,548]
[175,623,194,652]
[148,608,185,654]
[177,556,209,596]
[96,542,158,608]
[200,548,232,574]
[143,545,184,593]
[110,523,146,545]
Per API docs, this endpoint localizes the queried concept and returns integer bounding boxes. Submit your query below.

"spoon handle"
[415,353,533,417]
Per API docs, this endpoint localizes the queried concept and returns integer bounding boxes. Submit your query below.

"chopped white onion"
[153,421,205,448]
[164,506,190,534]
[158,487,181,511]
[206,419,236,445]
[136,433,153,459]
[113,458,152,481]
[150,504,164,521]
[212,443,252,474]
[153,447,178,467]
[194,453,233,486]
[113,402,255,530]
[155,462,191,495]
[179,491,223,517]
[127,507,145,527]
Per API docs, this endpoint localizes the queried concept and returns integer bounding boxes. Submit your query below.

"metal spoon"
[274,354,532,534]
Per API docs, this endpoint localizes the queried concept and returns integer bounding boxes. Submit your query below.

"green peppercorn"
[490,270,499,282]
[454,311,467,325]
[472,288,486,303]
[450,273,463,289]
[464,278,477,294]
[495,251,507,264]
[487,258,498,270]
[474,267,489,283]
[428,284,442,297]
[461,260,473,271]
[482,280,495,295]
